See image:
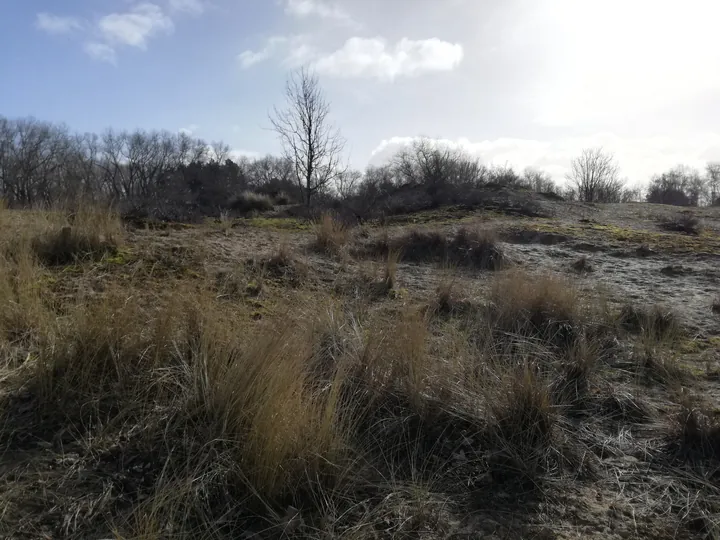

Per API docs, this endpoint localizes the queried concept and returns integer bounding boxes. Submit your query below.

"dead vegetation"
[313,212,350,254]
[659,211,704,235]
[24,208,123,266]
[619,303,681,341]
[0,204,719,539]
[486,269,591,347]
[363,225,505,269]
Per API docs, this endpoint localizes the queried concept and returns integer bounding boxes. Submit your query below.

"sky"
[3,0,720,185]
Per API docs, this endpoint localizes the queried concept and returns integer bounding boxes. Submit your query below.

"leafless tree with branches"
[566,147,625,203]
[270,67,346,206]
[706,162,720,205]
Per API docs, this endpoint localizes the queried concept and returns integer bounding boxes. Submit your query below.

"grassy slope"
[0,202,719,539]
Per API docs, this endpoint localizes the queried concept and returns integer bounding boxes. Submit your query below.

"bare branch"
[269,67,346,206]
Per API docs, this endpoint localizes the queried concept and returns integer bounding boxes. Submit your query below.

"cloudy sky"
[3,0,720,185]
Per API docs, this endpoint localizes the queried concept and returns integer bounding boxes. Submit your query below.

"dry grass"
[366,226,505,270]
[0,205,717,539]
[619,303,681,342]
[32,207,121,262]
[314,213,350,255]
[486,365,560,481]
[487,269,586,347]
[382,249,400,292]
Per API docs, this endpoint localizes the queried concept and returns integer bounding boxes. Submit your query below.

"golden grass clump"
[488,269,585,346]
[28,207,124,265]
[314,213,350,254]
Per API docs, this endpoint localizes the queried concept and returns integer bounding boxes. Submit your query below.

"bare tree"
[393,137,484,188]
[706,162,720,205]
[566,147,624,203]
[521,167,558,193]
[335,169,362,199]
[270,67,346,206]
[646,165,706,206]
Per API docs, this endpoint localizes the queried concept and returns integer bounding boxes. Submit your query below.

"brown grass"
[366,226,505,270]
[673,395,720,460]
[487,269,586,347]
[382,249,400,292]
[619,303,681,342]
[0,205,716,539]
[27,207,123,265]
[314,213,350,254]
[486,365,560,481]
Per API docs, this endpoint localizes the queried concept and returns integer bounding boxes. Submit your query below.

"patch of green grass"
[247,217,311,231]
[519,220,720,253]
[676,336,720,355]
[102,247,134,265]
[388,287,408,300]
[381,206,479,226]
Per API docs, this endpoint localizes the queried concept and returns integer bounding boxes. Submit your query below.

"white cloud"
[518,0,720,126]
[99,3,174,49]
[168,0,205,15]
[178,124,199,135]
[36,13,82,35]
[238,36,289,68]
[84,42,117,64]
[238,49,272,68]
[370,133,720,185]
[284,0,353,23]
[229,149,261,161]
[313,37,463,80]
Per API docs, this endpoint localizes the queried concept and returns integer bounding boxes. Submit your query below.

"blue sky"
[3,0,720,182]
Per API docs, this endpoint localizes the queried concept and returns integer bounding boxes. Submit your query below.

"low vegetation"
[659,211,704,235]
[230,190,275,213]
[313,212,350,254]
[0,203,719,540]
[365,226,505,269]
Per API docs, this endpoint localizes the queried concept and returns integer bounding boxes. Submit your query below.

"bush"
[369,226,505,270]
[229,191,274,213]
[273,191,292,205]
[571,256,594,274]
[659,212,703,235]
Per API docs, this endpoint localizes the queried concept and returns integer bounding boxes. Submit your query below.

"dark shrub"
[659,212,703,235]
[229,191,274,213]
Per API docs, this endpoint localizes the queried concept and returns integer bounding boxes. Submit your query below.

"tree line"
[1,69,718,220]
